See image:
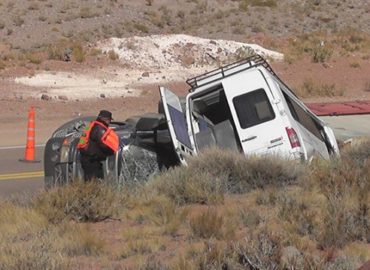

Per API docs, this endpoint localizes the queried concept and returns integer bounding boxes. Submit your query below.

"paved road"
[0,115,369,199]
[320,114,370,141]
[0,146,44,198]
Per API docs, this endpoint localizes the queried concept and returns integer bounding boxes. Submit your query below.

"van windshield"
[232,89,275,129]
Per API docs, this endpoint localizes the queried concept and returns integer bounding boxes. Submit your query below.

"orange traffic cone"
[19,107,40,163]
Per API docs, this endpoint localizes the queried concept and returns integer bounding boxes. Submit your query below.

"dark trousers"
[80,155,104,181]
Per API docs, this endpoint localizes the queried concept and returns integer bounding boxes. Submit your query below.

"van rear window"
[233,89,275,129]
[282,91,324,141]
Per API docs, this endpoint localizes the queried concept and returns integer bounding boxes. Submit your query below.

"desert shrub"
[59,224,105,256]
[133,22,149,33]
[47,40,74,61]
[89,48,102,56]
[26,52,42,64]
[152,149,302,205]
[140,256,169,270]
[304,159,370,247]
[185,228,284,269]
[13,15,24,26]
[296,79,344,97]
[72,44,85,63]
[0,202,48,242]
[234,229,282,269]
[255,188,278,205]
[193,240,232,269]
[0,203,70,269]
[159,6,171,26]
[239,208,261,227]
[28,2,39,10]
[336,29,370,53]
[286,33,336,62]
[47,44,64,60]
[150,166,225,205]
[341,139,370,167]
[312,44,333,63]
[34,181,123,223]
[234,46,255,61]
[38,15,47,22]
[239,1,249,12]
[277,191,316,236]
[119,238,164,259]
[0,240,69,270]
[129,195,187,229]
[79,7,97,18]
[108,49,119,60]
[190,209,224,239]
[188,148,303,193]
[239,0,277,8]
[350,62,361,68]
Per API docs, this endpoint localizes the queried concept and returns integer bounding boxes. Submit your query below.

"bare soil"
[1,52,370,146]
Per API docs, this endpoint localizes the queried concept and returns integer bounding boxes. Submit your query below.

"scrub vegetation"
[1,141,369,269]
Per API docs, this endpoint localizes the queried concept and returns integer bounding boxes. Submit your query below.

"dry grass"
[187,148,302,193]
[108,49,119,60]
[0,60,7,70]
[34,181,124,223]
[2,142,370,268]
[72,44,85,63]
[149,166,225,205]
[242,0,277,8]
[26,52,42,64]
[0,201,106,269]
[189,208,224,239]
[284,30,370,64]
[295,78,344,98]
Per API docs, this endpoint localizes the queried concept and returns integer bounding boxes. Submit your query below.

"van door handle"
[242,136,257,142]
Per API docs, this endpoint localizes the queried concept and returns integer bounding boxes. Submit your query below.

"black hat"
[98,110,113,120]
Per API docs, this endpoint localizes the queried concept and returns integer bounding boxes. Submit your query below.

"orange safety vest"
[77,121,119,153]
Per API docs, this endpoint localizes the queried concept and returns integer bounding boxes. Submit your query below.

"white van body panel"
[273,79,330,159]
[221,69,293,157]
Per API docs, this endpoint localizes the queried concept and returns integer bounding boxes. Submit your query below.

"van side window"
[282,92,324,141]
[233,89,275,129]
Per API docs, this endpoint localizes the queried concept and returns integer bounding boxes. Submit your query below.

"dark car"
[43,113,179,189]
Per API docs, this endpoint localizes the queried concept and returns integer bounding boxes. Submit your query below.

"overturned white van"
[160,55,340,164]
[44,55,341,188]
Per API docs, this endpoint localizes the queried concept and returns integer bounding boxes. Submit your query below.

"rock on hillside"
[99,34,283,69]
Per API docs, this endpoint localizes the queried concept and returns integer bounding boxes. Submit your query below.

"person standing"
[77,110,119,181]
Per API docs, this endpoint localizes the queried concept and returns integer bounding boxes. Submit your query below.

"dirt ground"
[1,52,370,147]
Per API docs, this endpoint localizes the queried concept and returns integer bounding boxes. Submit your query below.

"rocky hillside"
[0,0,369,50]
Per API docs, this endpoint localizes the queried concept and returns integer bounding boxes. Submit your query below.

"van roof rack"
[186,54,277,92]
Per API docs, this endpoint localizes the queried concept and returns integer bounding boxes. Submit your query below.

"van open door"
[159,87,194,164]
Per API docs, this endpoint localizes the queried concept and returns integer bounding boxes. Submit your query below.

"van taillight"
[286,127,300,148]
